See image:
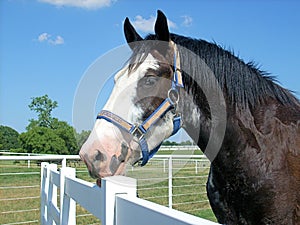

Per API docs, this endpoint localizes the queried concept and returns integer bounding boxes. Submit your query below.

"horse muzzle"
[79,138,129,179]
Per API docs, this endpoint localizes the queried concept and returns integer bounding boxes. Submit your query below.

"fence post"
[101,176,137,225]
[40,163,57,225]
[27,153,30,168]
[47,164,58,225]
[62,158,67,168]
[40,162,49,225]
[168,156,173,209]
[60,166,76,225]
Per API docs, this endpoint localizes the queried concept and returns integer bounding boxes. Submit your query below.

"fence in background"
[0,150,214,224]
[0,145,200,168]
[0,152,80,168]
[40,162,218,225]
[128,155,210,210]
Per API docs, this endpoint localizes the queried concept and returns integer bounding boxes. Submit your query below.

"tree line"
[1,95,194,155]
[0,95,90,155]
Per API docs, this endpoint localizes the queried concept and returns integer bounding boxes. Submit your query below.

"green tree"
[19,127,68,154]
[179,140,194,145]
[162,140,178,146]
[19,95,79,154]
[0,125,21,150]
[0,137,2,149]
[75,130,91,150]
[51,119,78,154]
[27,94,58,129]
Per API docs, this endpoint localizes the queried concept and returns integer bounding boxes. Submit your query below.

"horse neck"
[174,35,300,167]
[173,38,224,152]
[178,88,204,146]
[175,40,229,160]
[178,80,226,160]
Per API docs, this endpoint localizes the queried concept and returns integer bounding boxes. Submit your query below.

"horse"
[79,10,300,224]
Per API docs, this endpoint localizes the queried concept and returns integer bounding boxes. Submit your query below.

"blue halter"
[97,50,183,166]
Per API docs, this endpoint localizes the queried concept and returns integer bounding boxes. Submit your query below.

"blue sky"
[1,0,299,135]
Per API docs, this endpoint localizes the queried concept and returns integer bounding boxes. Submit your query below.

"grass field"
[0,154,217,224]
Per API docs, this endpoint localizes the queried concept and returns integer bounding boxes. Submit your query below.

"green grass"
[0,159,217,224]
[156,148,203,155]
[0,162,41,224]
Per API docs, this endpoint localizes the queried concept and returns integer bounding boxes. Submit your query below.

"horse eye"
[143,76,157,87]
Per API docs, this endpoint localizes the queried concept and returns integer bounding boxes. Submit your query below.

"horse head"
[79,10,182,178]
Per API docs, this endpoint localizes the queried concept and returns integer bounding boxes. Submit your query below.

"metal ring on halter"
[96,44,183,167]
[168,88,180,105]
[131,125,145,141]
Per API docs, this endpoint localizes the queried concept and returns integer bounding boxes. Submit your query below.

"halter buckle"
[168,88,180,105]
[131,125,144,141]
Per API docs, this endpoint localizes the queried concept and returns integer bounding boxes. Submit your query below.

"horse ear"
[154,10,170,42]
[124,17,143,45]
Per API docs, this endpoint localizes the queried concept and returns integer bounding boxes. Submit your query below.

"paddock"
[40,162,218,225]
[0,149,217,224]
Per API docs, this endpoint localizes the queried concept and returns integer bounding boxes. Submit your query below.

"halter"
[96,44,183,166]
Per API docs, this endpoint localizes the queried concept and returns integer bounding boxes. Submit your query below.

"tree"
[19,127,68,154]
[51,119,78,154]
[75,130,91,151]
[27,94,58,129]
[179,140,194,145]
[0,125,21,150]
[19,94,79,154]
[162,140,178,146]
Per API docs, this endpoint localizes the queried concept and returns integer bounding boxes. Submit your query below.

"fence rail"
[0,154,80,168]
[0,152,215,224]
[40,162,218,225]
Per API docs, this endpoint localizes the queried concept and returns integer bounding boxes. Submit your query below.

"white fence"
[0,145,200,167]
[0,152,214,224]
[128,155,211,210]
[0,152,80,168]
[41,162,218,225]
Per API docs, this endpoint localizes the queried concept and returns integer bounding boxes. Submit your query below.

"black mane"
[141,33,299,108]
[122,12,300,224]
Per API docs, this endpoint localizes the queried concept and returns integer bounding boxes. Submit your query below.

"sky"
[1,0,300,137]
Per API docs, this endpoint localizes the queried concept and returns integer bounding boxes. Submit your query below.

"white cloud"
[49,35,64,45]
[38,0,115,10]
[38,32,51,42]
[181,15,193,27]
[36,33,64,45]
[132,15,177,33]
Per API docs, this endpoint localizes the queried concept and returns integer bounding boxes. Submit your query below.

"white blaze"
[94,52,174,155]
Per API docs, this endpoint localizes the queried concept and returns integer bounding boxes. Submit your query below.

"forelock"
[127,40,171,74]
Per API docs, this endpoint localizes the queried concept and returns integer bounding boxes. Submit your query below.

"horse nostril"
[110,155,120,175]
[95,150,107,162]
[118,143,128,162]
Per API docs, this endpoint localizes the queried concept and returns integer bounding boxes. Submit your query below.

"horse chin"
[96,178,102,187]
[96,162,126,187]
[113,162,126,176]
[128,141,143,165]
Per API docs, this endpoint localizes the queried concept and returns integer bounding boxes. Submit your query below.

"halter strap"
[97,110,133,133]
[97,98,180,166]
[172,42,183,88]
[97,43,183,166]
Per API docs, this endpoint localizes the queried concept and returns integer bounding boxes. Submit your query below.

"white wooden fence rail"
[0,153,210,213]
[40,162,218,225]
